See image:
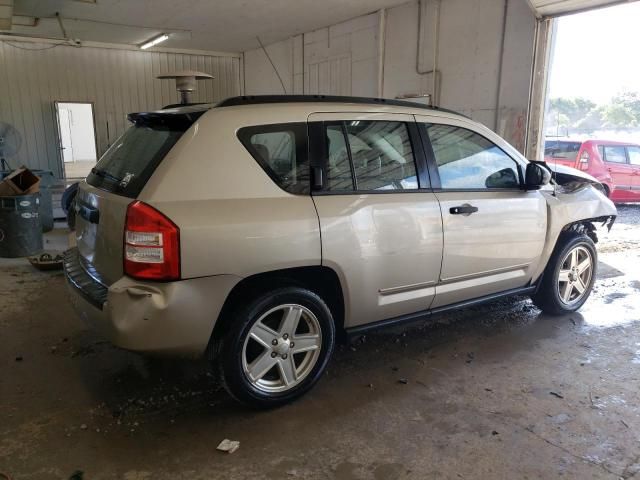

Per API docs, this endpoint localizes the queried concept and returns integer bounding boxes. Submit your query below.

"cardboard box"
[0,166,41,196]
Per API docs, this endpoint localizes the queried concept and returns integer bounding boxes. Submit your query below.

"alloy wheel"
[557,245,593,306]
[242,304,322,393]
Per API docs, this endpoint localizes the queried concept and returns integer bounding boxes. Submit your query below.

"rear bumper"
[63,248,242,357]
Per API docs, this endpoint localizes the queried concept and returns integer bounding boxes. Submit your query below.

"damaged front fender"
[530,175,617,283]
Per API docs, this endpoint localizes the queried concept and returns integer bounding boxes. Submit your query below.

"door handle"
[449,204,478,215]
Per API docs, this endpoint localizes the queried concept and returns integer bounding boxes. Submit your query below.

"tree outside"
[545,91,640,139]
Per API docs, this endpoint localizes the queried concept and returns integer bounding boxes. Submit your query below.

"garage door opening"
[55,101,98,180]
[542,2,640,201]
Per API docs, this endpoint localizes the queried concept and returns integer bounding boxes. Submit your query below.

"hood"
[545,162,600,185]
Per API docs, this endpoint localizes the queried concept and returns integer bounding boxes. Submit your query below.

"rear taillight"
[578,151,590,170]
[124,201,180,281]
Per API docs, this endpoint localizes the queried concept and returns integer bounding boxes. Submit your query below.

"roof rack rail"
[216,95,468,118]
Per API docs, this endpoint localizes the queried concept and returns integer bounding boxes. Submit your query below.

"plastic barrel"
[0,194,43,258]
[0,170,54,232]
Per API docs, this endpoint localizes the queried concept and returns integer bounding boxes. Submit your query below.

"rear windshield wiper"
[91,167,122,184]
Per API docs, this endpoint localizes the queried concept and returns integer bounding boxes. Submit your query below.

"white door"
[415,115,548,308]
[58,108,74,163]
[55,102,98,179]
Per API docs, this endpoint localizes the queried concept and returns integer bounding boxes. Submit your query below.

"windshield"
[87,125,184,197]
[544,140,581,159]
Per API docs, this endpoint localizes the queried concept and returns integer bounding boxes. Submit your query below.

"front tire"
[218,287,335,408]
[532,232,597,315]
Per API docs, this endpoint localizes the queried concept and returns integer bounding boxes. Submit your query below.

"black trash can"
[0,169,54,232]
[0,194,43,258]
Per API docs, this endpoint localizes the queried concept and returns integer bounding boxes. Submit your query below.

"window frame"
[309,119,431,195]
[418,122,525,192]
[237,122,310,195]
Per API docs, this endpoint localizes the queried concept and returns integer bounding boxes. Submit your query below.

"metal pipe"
[432,0,440,102]
[256,35,287,94]
[416,0,441,105]
[523,18,540,156]
[55,12,68,40]
[378,8,387,97]
[494,0,509,131]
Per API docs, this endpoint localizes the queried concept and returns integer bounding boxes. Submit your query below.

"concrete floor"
[1,206,639,480]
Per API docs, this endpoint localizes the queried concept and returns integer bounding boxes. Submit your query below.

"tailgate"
[75,182,131,285]
[75,105,208,285]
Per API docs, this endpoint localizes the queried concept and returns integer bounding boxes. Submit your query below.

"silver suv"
[65,95,616,407]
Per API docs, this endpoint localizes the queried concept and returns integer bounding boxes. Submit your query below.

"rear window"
[544,141,581,159]
[87,109,205,197]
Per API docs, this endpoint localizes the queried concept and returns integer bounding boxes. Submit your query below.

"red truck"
[545,138,640,202]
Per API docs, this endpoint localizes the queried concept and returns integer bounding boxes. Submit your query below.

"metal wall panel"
[0,41,240,177]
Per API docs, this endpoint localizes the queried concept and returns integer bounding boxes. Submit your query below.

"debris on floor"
[28,252,64,271]
[217,439,240,454]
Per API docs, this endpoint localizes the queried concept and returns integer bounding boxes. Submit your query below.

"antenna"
[157,70,214,105]
[256,36,287,94]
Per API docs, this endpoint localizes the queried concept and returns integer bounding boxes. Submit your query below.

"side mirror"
[524,162,552,190]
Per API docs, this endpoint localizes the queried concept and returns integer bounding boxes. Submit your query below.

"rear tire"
[217,287,335,408]
[531,232,597,315]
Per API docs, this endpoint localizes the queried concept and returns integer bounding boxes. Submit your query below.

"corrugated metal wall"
[0,40,241,177]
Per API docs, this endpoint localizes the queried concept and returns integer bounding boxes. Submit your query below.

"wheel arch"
[209,265,347,356]
[533,216,611,287]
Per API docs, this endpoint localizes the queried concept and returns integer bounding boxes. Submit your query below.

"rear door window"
[326,124,355,190]
[238,123,309,194]
[87,125,186,198]
[324,121,419,192]
[627,146,640,166]
[603,146,628,164]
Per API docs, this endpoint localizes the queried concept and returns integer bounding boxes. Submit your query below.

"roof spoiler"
[127,109,207,129]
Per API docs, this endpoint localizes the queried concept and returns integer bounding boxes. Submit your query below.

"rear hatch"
[544,140,582,168]
[75,106,207,285]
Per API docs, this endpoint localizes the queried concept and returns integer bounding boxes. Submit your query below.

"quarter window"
[603,146,627,164]
[325,121,419,192]
[627,146,640,166]
[238,123,309,194]
[426,124,520,190]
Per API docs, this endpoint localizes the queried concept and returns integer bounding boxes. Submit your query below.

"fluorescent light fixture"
[140,33,169,50]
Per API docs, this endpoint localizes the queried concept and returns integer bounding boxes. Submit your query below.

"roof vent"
[157,70,214,105]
